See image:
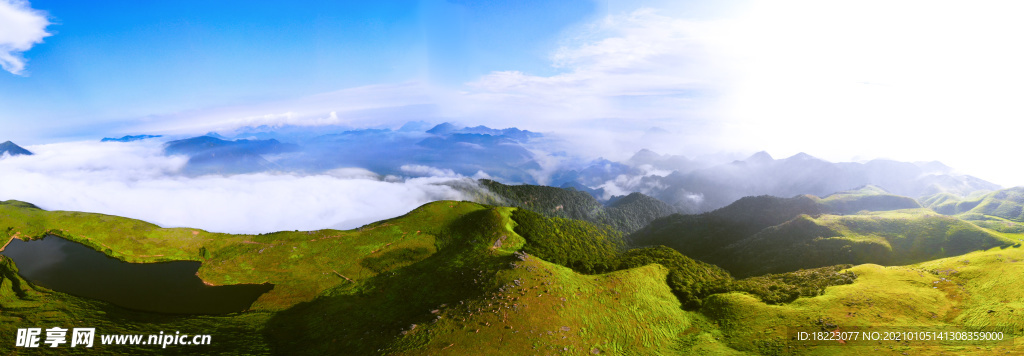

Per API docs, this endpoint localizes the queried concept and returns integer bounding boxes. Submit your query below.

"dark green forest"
[510,208,858,308]
[480,179,677,233]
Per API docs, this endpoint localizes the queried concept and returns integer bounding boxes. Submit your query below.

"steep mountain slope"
[630,192,1012,277]
[924,187,1024,222]
[605,191,680,232]
[718,209,1011,277]
[509,208,858,308]
[480,179,677,233]
[629,195,826,261]
[815,185,922,214]
[0,140,32,156]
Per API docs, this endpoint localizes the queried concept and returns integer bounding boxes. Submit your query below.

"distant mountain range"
[577,149,1001,214]
[85,122,1005,214]
[0,141,32,156]
[101,134,162,142]
[163,123,544,180]
[164,136,299,175]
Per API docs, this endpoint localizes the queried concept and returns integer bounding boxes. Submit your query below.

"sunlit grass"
[3,199,1023,354]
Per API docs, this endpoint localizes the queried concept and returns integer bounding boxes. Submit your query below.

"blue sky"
[3,0,1024,186]
[1,0,739,145]
[0,0,609,140]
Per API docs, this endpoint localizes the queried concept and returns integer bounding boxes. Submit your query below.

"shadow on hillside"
[263,209,516,355]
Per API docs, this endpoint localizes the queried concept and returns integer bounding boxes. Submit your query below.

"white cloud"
[400,164,459,178]
[323,167,380,180]
[454,0,1024,186]
[122,9,730,163]
[595,167,671,201]
[459,9,724,126]
[711,0,1024,186]
[0,141,471,234]
[131,82,440,136]
[0,0,50,75]
[112,1,1024,186]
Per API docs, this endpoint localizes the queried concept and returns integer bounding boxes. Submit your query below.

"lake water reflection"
[0,235,272,314]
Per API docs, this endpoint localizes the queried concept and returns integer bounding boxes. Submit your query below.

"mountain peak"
[426,122,458,135]
[204,132,229,140]
[0,141,33,156]
[915,160,954,174]
[398,121,433,132]
[745,151,774,163]
[786,152,817,161]
[629,148,662,164]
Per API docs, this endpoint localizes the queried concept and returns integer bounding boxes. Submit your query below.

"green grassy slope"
[630,194,1011,277]
[923,187,1024,222]
[719,209,1012,277]
[264,207,711,355]
[0,256,274,355]
[920,192,974,215]
[701,246,1024,355]
[0,199,485,311]
[962,188,1024,221]
[921,187,1024,236]
[815,185,922,214]
[508,209,855,309]
[3,199,1022,355]
[628,195,826,263]
[0,201,734,354]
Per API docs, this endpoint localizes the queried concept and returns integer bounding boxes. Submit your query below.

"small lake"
[0,235,272,314]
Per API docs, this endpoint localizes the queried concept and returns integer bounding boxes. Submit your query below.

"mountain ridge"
[0,141,32,156]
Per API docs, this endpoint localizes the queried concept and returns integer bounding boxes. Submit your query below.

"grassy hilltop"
[921,187,1024,236]
[630,186,1016,277]
[2,196,1023,355]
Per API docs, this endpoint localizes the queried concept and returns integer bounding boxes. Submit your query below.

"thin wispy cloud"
[126,9,730,162]
[455,9,725,140]
[0,0,50,75]
[128,82,440,136]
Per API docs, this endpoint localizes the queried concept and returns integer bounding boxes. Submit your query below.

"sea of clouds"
[0,140,475,234]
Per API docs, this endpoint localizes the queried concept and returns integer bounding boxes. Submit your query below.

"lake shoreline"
[0,235,272,314]
[0,234,15,252]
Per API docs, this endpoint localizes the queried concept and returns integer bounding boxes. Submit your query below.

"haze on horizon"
[1,0,1022,233]
[3,0,1022,185]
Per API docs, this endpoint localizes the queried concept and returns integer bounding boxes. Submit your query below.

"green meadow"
[2,195,1022,354]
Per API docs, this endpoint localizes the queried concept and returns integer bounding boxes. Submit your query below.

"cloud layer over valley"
[0,140,471,234]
